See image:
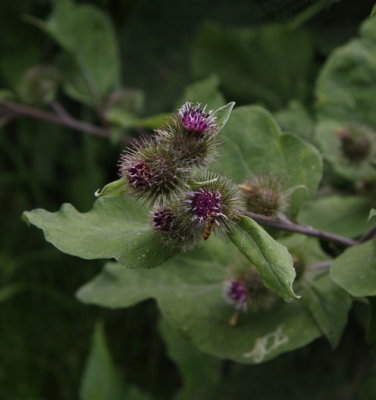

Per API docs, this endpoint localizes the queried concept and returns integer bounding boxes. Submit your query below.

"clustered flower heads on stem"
[118,101,239,249]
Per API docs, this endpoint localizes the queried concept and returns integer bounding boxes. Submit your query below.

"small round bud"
[152,208,176,233]
[239,175,288,216]
[155,103,220,168]
[336,124,373,163]
[224,266,277,314]
[178,102,216,134]
[223,280,249,311]
[119,137,187,205]
[18,65,60,105]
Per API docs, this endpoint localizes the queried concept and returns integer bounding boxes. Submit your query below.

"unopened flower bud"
[19,65,60,105]
[239,175,288,217]
[336,124,373,163]
[119,137,186,204]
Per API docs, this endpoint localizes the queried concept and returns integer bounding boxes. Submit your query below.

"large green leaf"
[228,216,299,301]
[192,23,314,110]
[77,238,321,364]
[331,241,376,297]
[40,0,120,105]
[215,106,322,215]
[304,273,352,348]
[22,193,176,269]
[299,195,374,237]
[315,16,376,180]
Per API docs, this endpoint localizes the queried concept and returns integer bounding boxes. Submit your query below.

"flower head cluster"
[239,174,288,217]
[118,102,239,249]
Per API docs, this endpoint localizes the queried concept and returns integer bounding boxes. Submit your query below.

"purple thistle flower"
[178,102,216,133]
[223,280,249,312]
[187,189,225,222]
[127,162,152,189]
[152,208,175,233]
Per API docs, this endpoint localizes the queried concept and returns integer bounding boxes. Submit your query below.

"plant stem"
[359,224,376,243]
[0,98,129,143]
[308,260,332,270]
[239,209,358,247]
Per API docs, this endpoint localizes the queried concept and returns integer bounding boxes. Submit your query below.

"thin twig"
[308,260,332,270]
[239,209,358,247]
[0,111,19,128]
[358,224,376,243]
[49,100,74,121]
[0,98,129,143]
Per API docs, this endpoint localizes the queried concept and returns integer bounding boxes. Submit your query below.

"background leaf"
[304,272,352,348]
[214,105,322,215]
[42,0,120,106]
[80,322,126,400]
[331,241,376,297]
[299,195,374,237]
[192,23,315,110]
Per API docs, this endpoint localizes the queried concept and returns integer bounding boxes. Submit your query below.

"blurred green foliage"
[1,0,376,399]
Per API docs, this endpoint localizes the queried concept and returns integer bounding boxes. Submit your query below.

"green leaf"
[77,238,321,364]
[177,75,225,111]
[94,179,127,198]
[275,100,315,143]
[159,318,221,400]
[331,241,376,297]
[315,15,376,180]
[212,102,235,134]
[42,0,119,106]
[215,106,322,215]
[22,194,177,268]
[369,208,376,221]
[299,195,374,237]
[228,216,299,301]
[80,322,126,400]
[192,23,314,110]
[304,273,352,348]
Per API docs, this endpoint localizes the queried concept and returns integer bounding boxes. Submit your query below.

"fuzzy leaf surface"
[228,216,299,301]
[216,106,322,215]
[22,194,176,268]
[78,239,321,364]
[331,241,376,297]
